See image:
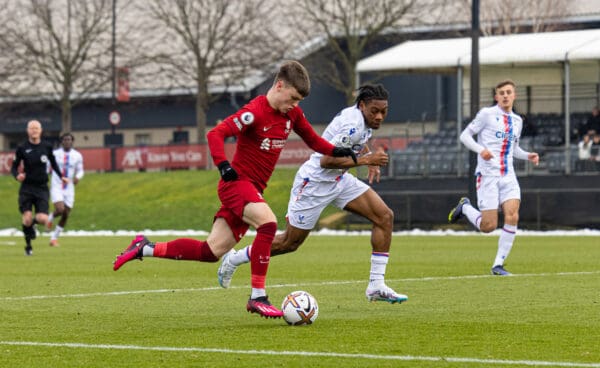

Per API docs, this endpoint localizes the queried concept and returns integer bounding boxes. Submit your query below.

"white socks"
[142,245,155,257]
[51,225,63,241]
[462,203,482,230]
[494,224,517,267]
[368,252,389,289]
[229,246,251,266]
[251,288,266,299]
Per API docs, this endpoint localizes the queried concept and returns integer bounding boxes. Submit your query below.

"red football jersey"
[207,95,334,191]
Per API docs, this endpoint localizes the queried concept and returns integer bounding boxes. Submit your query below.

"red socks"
[149,222,277,275]
[154,238,218,262]
[250,222,277,289]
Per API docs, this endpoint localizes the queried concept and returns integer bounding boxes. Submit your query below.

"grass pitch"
[0,234,599,367]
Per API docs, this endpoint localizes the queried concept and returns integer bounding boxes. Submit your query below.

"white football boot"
[217,249,238,288]
[365,284,408,304]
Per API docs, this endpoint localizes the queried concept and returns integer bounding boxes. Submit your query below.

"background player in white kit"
[47,133,84,247]
[218,84,408,304]
[448,79,539,276]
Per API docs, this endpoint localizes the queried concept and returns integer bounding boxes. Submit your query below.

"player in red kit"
[113,60,356,319]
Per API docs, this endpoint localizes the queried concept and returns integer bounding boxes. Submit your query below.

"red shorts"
[215,179,265,242]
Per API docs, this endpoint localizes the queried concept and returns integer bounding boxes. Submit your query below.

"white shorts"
[287,172,370,230]
[50,186,75,208]
[475,173,521,211]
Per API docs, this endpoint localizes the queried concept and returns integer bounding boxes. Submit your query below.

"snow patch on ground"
[1,228,599,237]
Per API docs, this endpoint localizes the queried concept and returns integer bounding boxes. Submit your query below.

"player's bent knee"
[504,214,519,225]
[479,221,497,233]
[374,207,394,229]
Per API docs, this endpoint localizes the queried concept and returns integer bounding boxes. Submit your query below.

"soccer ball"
[281,290,319,326]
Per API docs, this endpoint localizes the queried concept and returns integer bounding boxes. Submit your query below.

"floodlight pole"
[468,0,480,200]
[111,0,117,109]
[110,0,117,171]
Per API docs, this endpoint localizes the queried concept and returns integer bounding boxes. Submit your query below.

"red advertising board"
[0,152,15,175]
[116,144,208,171]
[79,148,112,171]
[0,137,409,174]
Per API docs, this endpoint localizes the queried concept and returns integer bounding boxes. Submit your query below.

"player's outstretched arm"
[321,150,386,169]
[331,147,357,163]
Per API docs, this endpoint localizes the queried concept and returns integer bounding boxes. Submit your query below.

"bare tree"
[141,0,286,143]
[456,0,571,36]
[0,0,127,134]
[283,0,453,105]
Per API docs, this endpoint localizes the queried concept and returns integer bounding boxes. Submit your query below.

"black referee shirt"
[11,140,62,186]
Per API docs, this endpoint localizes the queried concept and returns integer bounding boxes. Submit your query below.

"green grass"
[0,169,340,231]
[1,235,599,367]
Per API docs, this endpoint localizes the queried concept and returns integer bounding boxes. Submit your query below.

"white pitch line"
[2,270,599,302]
[0,341,598,367]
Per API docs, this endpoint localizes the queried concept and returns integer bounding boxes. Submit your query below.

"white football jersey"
[50,147,84,190]
[463,104,524,176]
[298,105,372,182]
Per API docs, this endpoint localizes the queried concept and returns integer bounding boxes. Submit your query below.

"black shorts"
[18,184,50,214]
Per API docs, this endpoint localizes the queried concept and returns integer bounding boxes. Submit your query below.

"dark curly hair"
[355,84,389,106]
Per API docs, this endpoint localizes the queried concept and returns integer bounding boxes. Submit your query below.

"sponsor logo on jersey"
[241,112,254,125]
[260,138,271,150]
[495,131,517,141]
[260,137,286,150]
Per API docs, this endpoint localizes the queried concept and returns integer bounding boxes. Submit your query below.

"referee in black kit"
[11,120,68,256]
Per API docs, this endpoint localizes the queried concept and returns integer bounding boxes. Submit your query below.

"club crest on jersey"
[40,155,48,163]
[285,120,291,134]
[240,112,254,125]
[348,128,357,136]
[340,135,351,146]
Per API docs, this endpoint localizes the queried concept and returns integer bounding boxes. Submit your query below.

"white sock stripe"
[371,252,389,257]
[502,227,516,234]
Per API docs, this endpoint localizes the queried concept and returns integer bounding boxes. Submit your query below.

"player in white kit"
[47,133,84,247]
[448,80,539,276]
[218,84,408,304]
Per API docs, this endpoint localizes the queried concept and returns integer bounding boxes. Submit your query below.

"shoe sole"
[246,308,283,319]
[367,293,408,304]
[367,297,408,304]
